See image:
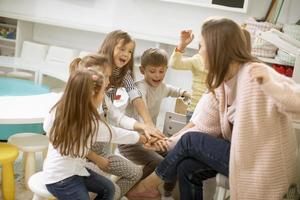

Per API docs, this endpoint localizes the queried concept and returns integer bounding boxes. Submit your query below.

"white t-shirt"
[126,79,185,125]
[43,109,140,184]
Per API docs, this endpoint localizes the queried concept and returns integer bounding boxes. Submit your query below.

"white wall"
[1,0,300,117]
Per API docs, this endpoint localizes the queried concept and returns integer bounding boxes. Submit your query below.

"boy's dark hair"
[141,48,168,67]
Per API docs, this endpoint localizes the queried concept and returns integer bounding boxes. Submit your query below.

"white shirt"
[101,95,136,130]
[127,79,184,125]
[43,109,140,184]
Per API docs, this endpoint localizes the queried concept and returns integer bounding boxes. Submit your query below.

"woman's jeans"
[156,132,230,200]
[46,168,115,200]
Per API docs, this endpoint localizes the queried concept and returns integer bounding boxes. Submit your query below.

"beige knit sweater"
[170,63,299,199]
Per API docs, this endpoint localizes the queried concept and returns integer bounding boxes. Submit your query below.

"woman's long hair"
[49,68,105,158]
[202,17,258,91]
[98,30,135,88]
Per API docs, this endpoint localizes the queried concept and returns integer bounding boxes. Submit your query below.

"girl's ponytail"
[69,58,82,74]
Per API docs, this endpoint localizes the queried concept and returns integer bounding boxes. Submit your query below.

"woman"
[128,17,299,200]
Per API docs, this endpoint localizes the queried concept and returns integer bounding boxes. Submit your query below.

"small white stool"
[28,171,55,200]
[8,133,49,189]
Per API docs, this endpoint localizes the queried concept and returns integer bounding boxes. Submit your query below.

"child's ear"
[139,66,145,74]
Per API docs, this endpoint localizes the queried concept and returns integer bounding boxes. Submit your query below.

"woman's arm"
[250,64,300,113]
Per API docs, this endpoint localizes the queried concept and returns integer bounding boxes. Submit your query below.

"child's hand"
[86,151,109,171]
[143,138,169,152]
[183,91,191,99]
[96,156,109,171]
[178,30,194,51]
[250,64,271,84]
[181,91,191,105]
[142,124,165,141]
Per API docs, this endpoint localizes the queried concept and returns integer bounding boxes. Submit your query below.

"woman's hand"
[177,30,194,52]
[250,64,271,84]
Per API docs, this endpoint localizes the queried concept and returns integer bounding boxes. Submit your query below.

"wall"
[1,0,300,118]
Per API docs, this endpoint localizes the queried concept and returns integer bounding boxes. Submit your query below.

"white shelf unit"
[0,19,17,56]
[259,29,300,83]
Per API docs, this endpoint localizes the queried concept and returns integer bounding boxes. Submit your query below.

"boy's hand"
[142,123,165,141]
[181,91,191,105]
[250,64,271,84]
[183,91,191,99]
[178,30,194,51]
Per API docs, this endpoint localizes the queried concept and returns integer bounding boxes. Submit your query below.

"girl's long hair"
[69,53,109,75]
[202,17,258,91]
[98,30,135,88]
[49,68,105,158]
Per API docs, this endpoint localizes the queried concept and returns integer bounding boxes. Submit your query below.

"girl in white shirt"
[69,54,153,198]
[43,67,117,200]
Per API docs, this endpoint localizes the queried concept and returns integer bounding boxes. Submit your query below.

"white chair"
[8,133,49,189]
[38,46,78,83]
[28,171,55,200]
[6,41,49,81]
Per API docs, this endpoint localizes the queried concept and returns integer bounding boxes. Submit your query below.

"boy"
[121,48,190,200]
[128,47,190,124]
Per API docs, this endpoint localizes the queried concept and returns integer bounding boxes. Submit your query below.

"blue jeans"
[156,132,230,200]
[46,168,115,200]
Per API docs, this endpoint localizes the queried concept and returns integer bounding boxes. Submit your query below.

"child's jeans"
[46,168,115,200]
[92,142,143,197]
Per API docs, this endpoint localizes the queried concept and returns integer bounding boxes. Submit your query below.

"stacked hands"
[139,124,169,153]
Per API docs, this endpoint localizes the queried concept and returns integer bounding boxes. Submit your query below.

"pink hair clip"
[92,75,98,81]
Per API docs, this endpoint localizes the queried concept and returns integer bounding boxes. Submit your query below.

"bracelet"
[175,47,184,53]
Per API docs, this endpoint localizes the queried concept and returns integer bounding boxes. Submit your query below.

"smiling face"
[113,39,134,68]
[140,65,167,87]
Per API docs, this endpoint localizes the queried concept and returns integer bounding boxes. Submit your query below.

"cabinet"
[0,17,17,56]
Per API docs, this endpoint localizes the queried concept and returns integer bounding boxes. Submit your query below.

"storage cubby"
[0,17,17,56]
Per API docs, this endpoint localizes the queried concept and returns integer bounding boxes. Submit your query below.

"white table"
[0,92,62,124]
